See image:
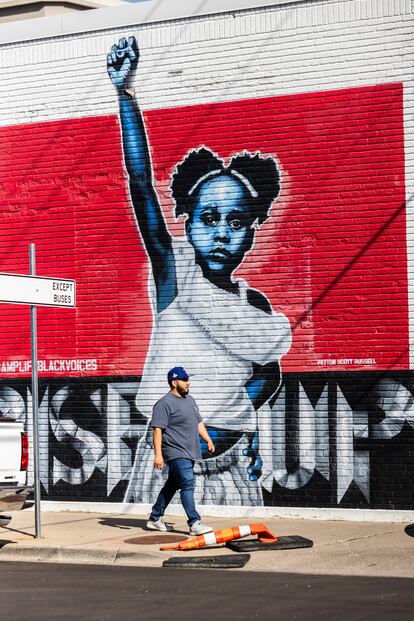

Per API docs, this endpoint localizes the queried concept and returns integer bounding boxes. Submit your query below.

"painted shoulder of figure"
[246,287,272,315]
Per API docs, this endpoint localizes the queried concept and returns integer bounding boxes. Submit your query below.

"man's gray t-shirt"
[150,392,202,462]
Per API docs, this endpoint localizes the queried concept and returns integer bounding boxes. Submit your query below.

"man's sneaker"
[146,518,173,532]
[189,520,213,536]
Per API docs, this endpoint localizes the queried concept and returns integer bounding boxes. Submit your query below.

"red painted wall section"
[0,116,152,376]
[0,82,407,377]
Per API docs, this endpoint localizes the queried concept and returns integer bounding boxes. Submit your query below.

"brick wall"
[0,0,413,511]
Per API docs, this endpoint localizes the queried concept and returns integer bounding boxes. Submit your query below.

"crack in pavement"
[312,527,405,547]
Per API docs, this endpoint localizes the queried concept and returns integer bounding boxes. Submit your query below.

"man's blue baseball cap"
[167,366,189,383]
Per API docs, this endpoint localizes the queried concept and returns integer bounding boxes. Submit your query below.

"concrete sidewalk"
[0,507,413,577]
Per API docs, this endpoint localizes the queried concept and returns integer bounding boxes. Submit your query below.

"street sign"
[1,245,77,540]
[0,273,75,307]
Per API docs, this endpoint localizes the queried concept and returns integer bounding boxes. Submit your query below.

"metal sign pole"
[29,243,41,539]
[0,249,75,540]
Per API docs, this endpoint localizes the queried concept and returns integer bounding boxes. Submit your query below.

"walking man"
[146,366,216,535]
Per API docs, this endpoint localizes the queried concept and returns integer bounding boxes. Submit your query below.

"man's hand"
[107,36,139,89]
[207,440,215,454]
[153,454,164,470]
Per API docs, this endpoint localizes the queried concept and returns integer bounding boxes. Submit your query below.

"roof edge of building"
[0,0,124,9]
[0,0,308,45]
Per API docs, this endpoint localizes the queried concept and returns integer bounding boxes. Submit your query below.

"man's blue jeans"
[150,458,200,526]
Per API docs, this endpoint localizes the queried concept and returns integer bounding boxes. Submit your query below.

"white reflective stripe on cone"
[203,532,217,545]
[238,525,252,537]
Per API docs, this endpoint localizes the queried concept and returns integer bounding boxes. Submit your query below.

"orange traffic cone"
[160,523,277,551]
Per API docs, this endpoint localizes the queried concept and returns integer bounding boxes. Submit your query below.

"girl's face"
[186,175,256,276]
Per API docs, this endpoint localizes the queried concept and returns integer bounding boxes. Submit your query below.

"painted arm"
[107,36,176,313]
[244,290,283,481]
[244,360,281,479]
[244,289,282,409]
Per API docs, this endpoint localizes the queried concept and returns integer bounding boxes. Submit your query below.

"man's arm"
[152,428,164,469]
[198,422,215,454]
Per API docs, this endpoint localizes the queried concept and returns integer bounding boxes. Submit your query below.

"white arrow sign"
[0,273,76,307]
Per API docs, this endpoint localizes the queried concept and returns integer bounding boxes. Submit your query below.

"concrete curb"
[39,501,414,523]
[0,544,164,566]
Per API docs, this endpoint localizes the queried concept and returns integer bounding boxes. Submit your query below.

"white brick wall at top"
[0,0,411,126]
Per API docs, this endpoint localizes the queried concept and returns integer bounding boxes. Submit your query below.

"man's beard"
[177,384,189,397]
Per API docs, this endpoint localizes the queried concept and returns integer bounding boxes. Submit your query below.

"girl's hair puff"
[171,147,280,225]
[228,152,280,225]
[172,148,224,218]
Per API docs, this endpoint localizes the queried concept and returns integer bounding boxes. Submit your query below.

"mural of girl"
[107,36,292,505]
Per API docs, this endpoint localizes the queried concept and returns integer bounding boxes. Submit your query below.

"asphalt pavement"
[1,562,413,621]
[0,507,413,577]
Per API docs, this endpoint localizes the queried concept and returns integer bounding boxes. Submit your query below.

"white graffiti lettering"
[49,386,106,486]
[5,378,414,505]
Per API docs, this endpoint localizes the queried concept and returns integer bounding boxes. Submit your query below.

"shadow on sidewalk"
[0,539,16,550]
[99,517,189,535]
[99,518,149,530]
[404,524,414,538]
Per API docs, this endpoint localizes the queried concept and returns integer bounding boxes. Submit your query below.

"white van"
[0,417,31,525]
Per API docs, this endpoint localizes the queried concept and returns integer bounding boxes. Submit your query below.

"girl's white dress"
[124,239,292,505]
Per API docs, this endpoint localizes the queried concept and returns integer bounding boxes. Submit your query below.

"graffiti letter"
[371,379,414,439]
[336,387,369,503]
[50,386,106,486]
[261,384,329,491]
